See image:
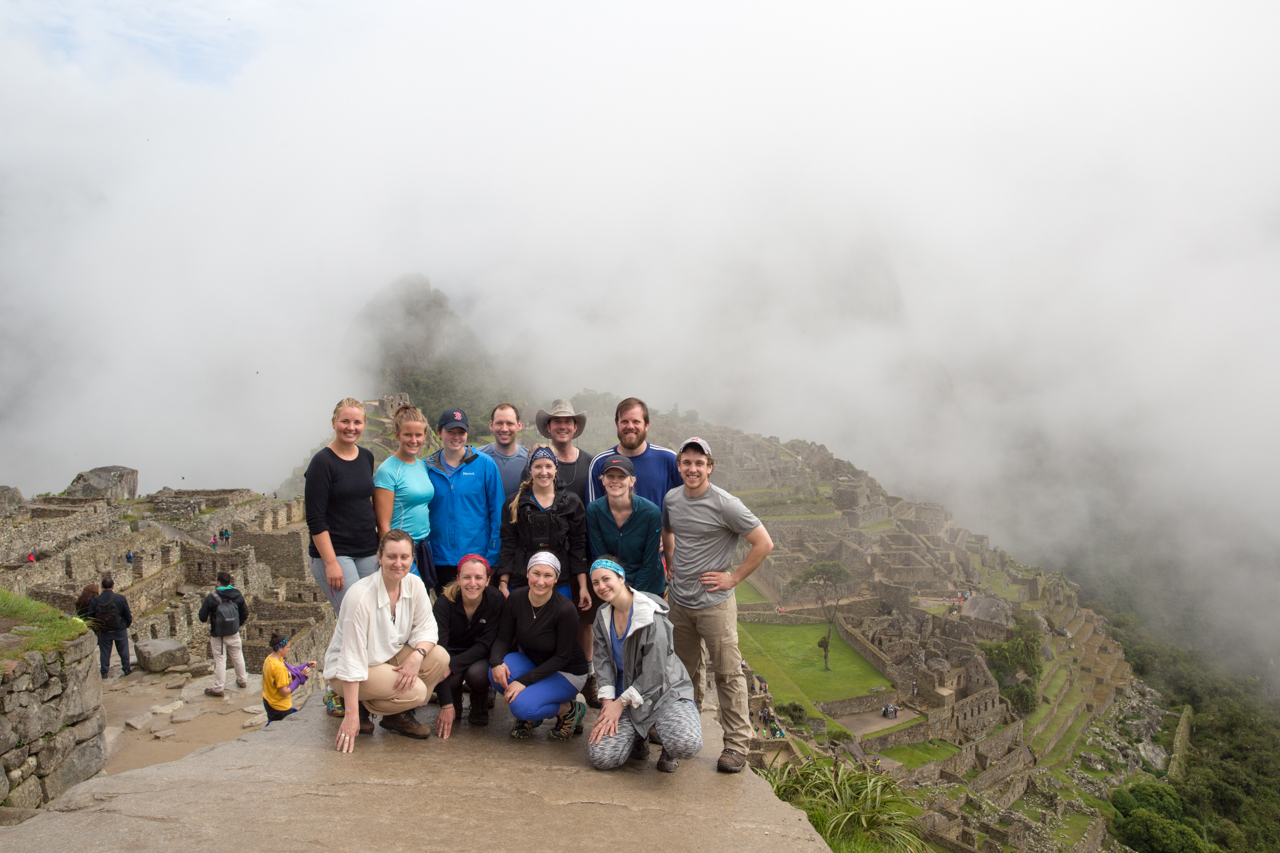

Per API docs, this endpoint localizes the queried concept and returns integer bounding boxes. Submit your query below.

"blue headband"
[270,636,290,651]
[529,446,559,467]
[590,558,625,579]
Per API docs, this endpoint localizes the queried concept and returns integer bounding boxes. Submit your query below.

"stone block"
[3,774,42,809]
[58,656,100,726]
[165,674,191,690]
[72,708,106,743]
[39,733,105,802]
[18,755,35,779]
[35,729,76,777]
[0,806,41,826]
[8,696,60,742]
[26,736,44,754]
[135,639,190,672]
[1,746,28,772]
[39,679,63,702]
[21,653,47,689]
[171,705,211,724]
[188,660,214,677]
[9,675,31,694]
[148,718,171,733]
[0,715,16,755]
[0,771,6,806]
[151,701,182,714]
[124,712,153,731]
[44,659,61,677]
[102,727,125,759]
[59,632,96,665]
[153,729,177,739]
[243,713,267,728]
[0,659,26,684]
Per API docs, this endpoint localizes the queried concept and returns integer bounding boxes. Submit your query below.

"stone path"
[3,700,828,852]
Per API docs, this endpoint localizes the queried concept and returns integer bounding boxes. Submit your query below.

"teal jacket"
[586,494,665,596]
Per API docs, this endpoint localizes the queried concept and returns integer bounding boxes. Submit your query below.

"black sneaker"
[648,728,663,746]
[657,748,679,773]
[630,735,651,761]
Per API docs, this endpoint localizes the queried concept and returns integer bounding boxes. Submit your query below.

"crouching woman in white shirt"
[326,529,451,751]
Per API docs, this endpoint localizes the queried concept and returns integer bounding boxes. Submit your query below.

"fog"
[3,3,1279,667]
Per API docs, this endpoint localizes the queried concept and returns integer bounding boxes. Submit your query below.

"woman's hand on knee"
[589,699,623,745]
[491,664,509,690]
[392,656,422,694]
[435,705,455,739]
[503,680,525,705]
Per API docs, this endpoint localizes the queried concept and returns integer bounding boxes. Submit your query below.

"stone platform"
[2,700,828,852]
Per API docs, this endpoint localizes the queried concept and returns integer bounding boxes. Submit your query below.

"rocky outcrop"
[65,467,137,501]
[0,487,22,516]
[133,639,189,673]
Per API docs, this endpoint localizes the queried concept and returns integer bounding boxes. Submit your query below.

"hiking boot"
[379,710,432,739]
[358,702,375,735]
[657,748,679,773]
[204,688,224,698]
[716,749,746,773]
[630,735,651,762]
[467,704,489,726]
[324,687,345,718]
[583,674,602,709]
[511,719,536,739]
[549,701,587,741]
[648,728,663,746]
[487,687,497,709]
[236,678,248,688]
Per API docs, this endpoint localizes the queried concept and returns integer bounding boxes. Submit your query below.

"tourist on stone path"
[125,550,133,565]
[25,550,35,562]
[306,398,380,618]
[587,397,682,511]
[325,530,450,750]
[586,454,665,598]
[210,535,217,552]
[262,631,315,726]
[662,437,774,774]
[536,398,592,507]
[199,571,250,697]
[497,444,595,703]
[74,583,99,620]
[586,557,702,773]
[432,554,503,737]
[424,408,504,595]
[87,576,133,678]
[489,552,589,741]
[374,404,436,583]
[477,403,529,507]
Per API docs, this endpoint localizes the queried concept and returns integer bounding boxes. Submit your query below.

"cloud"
[2,2,1279,664]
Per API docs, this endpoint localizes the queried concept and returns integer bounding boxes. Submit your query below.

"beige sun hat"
[535,399,587,439]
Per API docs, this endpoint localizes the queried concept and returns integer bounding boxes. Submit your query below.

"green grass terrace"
[737,622,892,717]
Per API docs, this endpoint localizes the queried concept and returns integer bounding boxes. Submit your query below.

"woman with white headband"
[489,551,590,740]
[588,556,702,773]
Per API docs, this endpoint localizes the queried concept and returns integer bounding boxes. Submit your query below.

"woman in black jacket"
[432,554,504,736]
[497,445,588,603]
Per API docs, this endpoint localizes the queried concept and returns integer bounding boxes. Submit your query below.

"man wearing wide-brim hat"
[535,398,601,707]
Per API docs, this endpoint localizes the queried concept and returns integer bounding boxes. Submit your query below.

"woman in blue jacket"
[424,409,504,594]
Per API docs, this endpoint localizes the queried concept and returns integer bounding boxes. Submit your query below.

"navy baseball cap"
[437,409,469,431]
[602,455,635,476]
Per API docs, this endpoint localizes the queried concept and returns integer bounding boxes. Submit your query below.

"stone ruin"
[64,466,138,501]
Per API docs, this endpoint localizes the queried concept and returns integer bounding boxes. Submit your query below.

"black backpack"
[94,594,122,632]
[210,592,241,637]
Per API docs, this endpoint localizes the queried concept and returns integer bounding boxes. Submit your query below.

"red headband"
[458,553,491,576]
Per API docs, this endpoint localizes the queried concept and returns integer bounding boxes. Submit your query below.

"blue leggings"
[490,652,579,721]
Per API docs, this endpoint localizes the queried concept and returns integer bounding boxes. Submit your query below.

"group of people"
[881,704,901,718]
[304,395,775,773]
[757,704,786,740]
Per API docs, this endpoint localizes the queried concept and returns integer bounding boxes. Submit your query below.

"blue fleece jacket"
[424,447,504,566]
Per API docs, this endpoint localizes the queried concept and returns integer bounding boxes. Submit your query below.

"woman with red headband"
[432,554,504,736]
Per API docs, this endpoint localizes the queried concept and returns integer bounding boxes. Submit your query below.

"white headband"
[527,551,561,579]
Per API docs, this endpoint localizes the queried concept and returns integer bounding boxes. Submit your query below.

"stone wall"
[736,612,825,625]
[815,691,899,717]
[228,529,309,579]
[0,506,131,567]
[1,632,106,812]
[835,613,905,687]
[861,719,931,754]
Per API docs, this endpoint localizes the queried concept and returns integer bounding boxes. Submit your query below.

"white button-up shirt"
[323,570,438,683]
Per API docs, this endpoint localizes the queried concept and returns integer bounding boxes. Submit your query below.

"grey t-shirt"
[662,483,762,610]
[477,442,529,508]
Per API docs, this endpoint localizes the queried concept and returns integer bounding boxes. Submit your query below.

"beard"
[618,426,647,451]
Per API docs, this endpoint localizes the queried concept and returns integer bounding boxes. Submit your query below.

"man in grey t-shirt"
[662,437,774,773]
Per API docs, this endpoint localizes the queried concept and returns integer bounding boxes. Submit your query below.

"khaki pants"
[669,594,752,755]
[357,645,451,716]
[210,633,246,692]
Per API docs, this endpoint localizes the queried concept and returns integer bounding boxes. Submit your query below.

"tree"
[790,561,853,670]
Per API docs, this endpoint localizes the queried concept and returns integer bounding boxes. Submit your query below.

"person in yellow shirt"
[263,632,316,726]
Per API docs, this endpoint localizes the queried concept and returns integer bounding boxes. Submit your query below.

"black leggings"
[441,659,490,712]
[263,699,298,722]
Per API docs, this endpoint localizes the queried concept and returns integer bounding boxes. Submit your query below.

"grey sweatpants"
[588,698,703,771]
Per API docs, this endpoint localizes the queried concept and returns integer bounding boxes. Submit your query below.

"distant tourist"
[261,632,315,727]
[87,576,133,678]
[477,403,529,507]
[587,397,682,511]
[225,529,232,547]
[586,557,701,773]
[432,555,503,736]
[587,454,666,598]
[209,535,217,552]
[324,530,450,750]
[536,399,592,507]
[25,550,35,562]
[662,437,774,774]
[199,571,250,697]
[424,408,504,595]
[374,404,435,583]
[489,553,589,741]
[73,583,99,620]
[305,398,379,616]
[125,550,133,566]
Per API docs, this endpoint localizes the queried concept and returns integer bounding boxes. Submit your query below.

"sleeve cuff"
[619,686,644,709]
[597,684,617,701]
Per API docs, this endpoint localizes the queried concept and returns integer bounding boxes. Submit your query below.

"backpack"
[210,591,241,637]
[95,594,122,633]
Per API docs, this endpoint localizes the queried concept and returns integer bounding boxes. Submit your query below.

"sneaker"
[467,705,489,727]
[583,674,602,709]
[716,748,747,773]
[657,748,679,773]
[236,678,249,688]
[358,702,375,735]
[379,710,432,739]
[204,688,225,698]
[324,688,345,718]
[630,735,651,762]
[511,719,536,739]
[549,701,586,741]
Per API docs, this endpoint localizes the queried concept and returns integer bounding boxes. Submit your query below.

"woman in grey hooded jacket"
[587,557,703,773]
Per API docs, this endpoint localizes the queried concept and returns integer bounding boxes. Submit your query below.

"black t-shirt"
[489,587,589,686]
[554,447,593,509]
[304,447,378,559]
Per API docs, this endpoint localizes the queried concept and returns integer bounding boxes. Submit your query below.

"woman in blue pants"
[489,553,589,740]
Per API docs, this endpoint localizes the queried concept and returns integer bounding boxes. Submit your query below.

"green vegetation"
[977,612,1044,714]
[755,758,925,852]
[872,716,925,737]
[735,580,768,604]
[738,622,891,702]
[878,739,960,770]
[861,520,894,533]
[0,589,88,659]
[789,561,854,670]
[1111,783,1227,853]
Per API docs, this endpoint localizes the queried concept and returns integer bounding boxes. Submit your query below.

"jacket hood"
[213,587,244,602]
[600,589,667,640]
